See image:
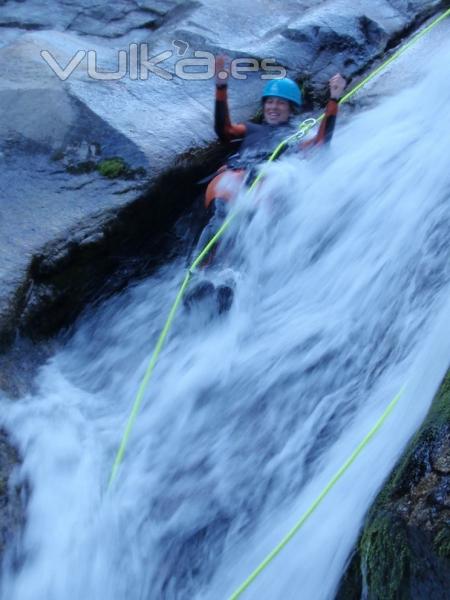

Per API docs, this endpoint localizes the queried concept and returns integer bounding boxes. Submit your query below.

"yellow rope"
[228,388,404,599]
[228,8,450,597]
[108,7,450,495]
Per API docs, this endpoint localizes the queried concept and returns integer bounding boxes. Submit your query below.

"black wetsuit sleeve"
[215,85,247,142]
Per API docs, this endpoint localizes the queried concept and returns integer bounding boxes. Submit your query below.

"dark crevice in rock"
[4,143,228,346]
[0,22,45,30]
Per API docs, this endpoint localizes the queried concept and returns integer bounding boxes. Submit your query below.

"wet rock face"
[0,430,25,567]
[0,142,225,350]
[0,0,192,45]
[336,372,450,600]
[0,0,446,349]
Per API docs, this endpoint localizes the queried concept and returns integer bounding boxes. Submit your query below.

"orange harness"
[204,167,246,208]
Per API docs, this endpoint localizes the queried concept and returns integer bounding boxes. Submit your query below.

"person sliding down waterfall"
[184,56,346,314]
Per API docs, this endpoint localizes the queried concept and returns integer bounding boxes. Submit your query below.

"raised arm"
[214,55,247,142]
[301,73,346,149]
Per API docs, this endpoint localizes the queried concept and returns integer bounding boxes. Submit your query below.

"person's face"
[263,97,291,125]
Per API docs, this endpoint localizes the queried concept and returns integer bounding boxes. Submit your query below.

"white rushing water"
[1,28,450,600]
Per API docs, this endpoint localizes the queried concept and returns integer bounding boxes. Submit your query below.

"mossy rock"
[336,370,450,600]
[434,526,450,560]
[360,512,412,600]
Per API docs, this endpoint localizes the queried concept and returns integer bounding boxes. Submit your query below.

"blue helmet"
[262,78,303,107]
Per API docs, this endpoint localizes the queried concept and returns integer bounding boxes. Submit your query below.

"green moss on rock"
[426,371,450,428]
[434,527,450,560]
[97,157,128,178]
[360,512,411,600]
[96,158,147,180]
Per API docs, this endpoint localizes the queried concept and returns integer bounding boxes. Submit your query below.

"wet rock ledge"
[337,370,450,600]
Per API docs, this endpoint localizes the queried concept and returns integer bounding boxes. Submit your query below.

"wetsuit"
[206,84,339,202]
[195,83,339,266]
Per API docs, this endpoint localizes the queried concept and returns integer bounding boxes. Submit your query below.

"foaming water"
[1,40,450,600]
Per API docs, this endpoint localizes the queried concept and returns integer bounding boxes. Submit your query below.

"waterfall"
[1,32,450,600]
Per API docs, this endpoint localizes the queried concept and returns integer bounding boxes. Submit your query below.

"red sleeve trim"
[300,99,339,149]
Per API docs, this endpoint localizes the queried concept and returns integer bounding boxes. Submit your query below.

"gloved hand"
[215,54,231,87]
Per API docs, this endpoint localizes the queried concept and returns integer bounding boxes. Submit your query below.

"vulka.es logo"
[40,41,286,82]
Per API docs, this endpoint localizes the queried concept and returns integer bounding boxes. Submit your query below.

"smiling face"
[263,96,292,125]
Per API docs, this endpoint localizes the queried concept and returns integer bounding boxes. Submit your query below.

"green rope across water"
[228,387,405,599]
[108,7,450,497]
[227,8,450,598]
